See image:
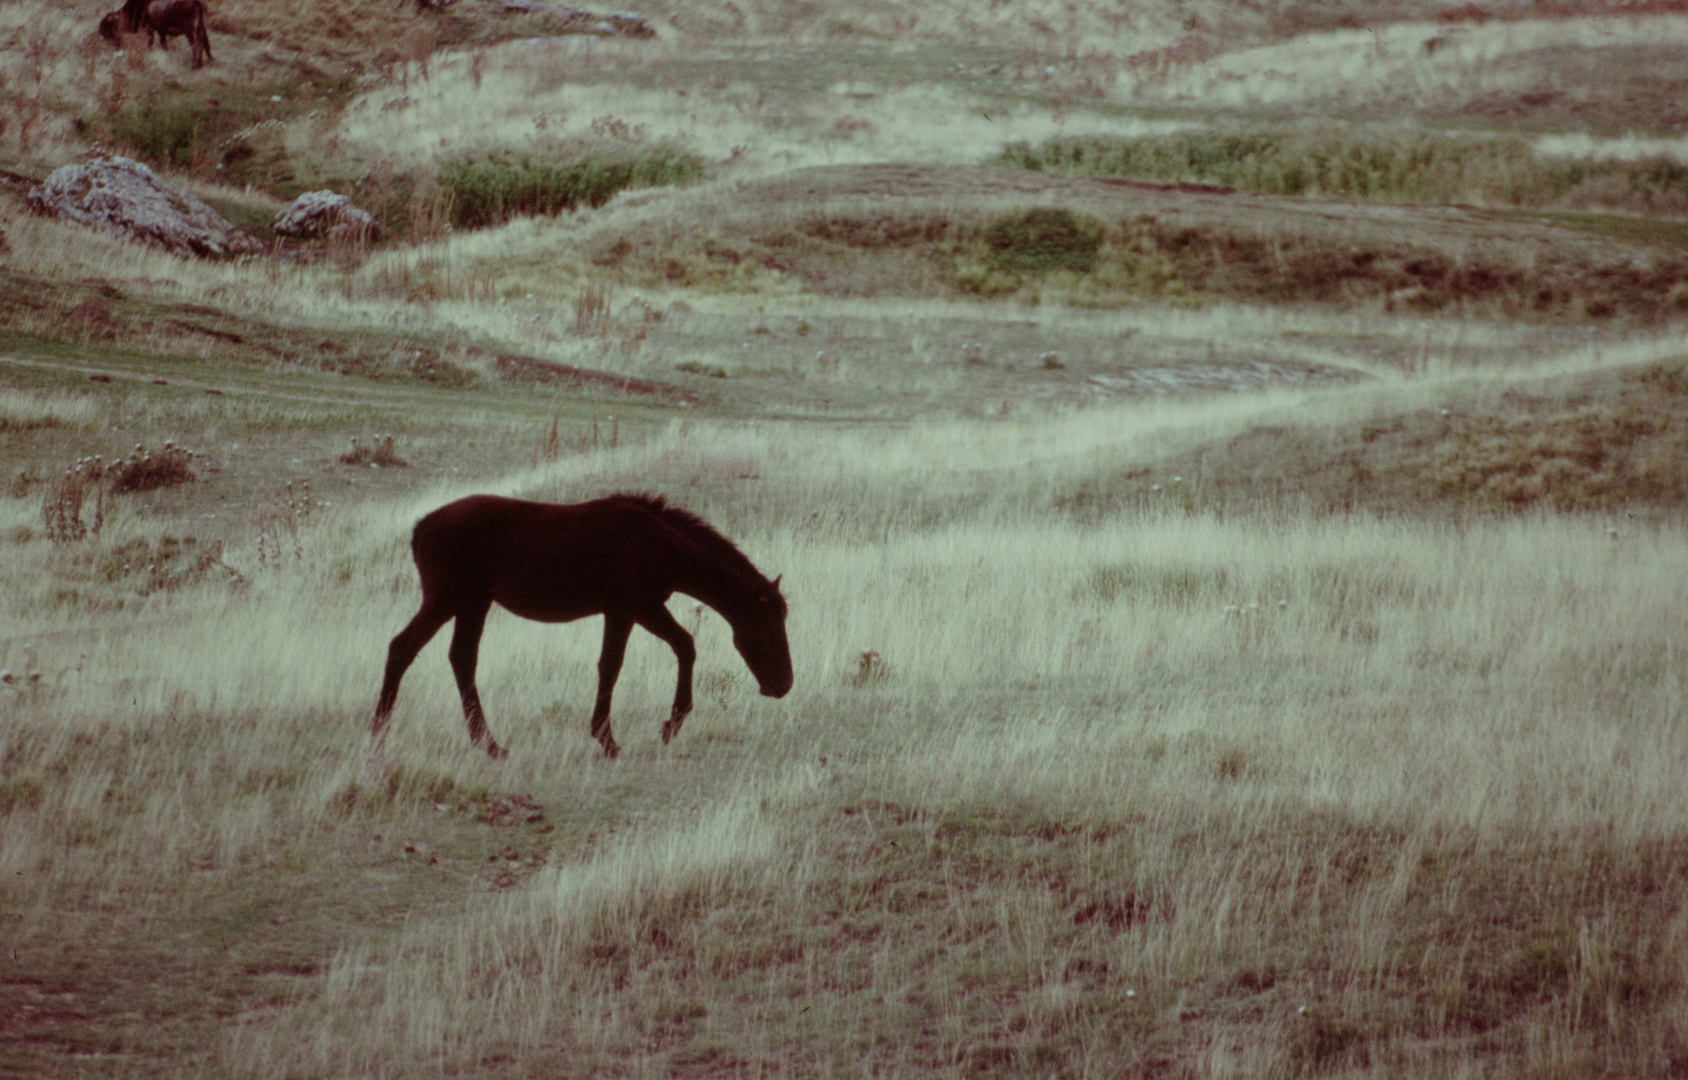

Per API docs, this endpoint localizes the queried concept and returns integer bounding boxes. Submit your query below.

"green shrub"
[981,207,1104,274]
[107,104,206,169]
[443,145,704,229]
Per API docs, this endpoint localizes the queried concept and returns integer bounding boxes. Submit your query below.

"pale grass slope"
[308,40,1193,180]
[204,480,1688,1074]
[6,362,1687,1073]
[1130,13,1688,112]
[4,0,1688,1073]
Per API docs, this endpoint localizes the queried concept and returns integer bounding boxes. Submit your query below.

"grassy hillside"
[4,0,1688,1076]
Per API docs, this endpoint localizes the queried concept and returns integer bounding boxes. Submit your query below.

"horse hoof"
[486,742,508,760]
[602,741,620,759]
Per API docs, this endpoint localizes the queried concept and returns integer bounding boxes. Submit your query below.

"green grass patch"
[443,143,705,229]
[1492,208,1688,249]
[103,102,207,170]
[982,207,1104,274]
[93,82,316,195]
[995,130,1688,215]
[1057,214,1688,319]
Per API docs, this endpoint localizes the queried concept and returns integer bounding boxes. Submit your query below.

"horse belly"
[494,594,598,623]
[489,567,607,622]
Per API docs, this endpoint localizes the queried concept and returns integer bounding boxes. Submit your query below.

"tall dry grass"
[6,0,1688,1071]
[5,363,1687,1074]
[298,41,1188,184]
[0,387,103,432]
[202,496,1688,1075]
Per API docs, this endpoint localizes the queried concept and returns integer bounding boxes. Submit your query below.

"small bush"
[442,145,704,229]
[982,207,1104,274]
[339,434,407,467]
[109,442,197,493]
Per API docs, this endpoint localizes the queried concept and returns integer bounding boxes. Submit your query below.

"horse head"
[731,574,792,698]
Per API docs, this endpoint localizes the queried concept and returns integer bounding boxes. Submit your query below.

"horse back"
[145,0,208,45]
[410,494,679,621]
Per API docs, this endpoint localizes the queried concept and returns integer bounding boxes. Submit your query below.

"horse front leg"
[590,613,635,758]
[448,600,505,759]
[636,604,696,745]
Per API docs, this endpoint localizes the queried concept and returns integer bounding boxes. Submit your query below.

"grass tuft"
[339,433,408,468]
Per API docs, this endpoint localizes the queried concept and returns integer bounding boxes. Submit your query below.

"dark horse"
[372,493,792,759]
[100,0,213,69]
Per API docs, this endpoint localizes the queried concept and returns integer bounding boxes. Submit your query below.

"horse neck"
[670,544,761,626]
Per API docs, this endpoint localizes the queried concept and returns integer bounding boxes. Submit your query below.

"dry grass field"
[4,0,1688,1076]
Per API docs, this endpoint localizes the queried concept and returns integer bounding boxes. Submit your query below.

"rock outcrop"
[26,155,262,258]
[271,190,375,241]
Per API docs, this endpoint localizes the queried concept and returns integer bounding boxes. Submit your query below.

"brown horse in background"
[100,0,213,69]
[372,493,793,759]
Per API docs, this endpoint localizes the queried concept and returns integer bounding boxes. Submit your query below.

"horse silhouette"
[372,493,792,758]
[99,0,213,69]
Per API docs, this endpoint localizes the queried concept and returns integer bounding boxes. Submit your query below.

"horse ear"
[771,574,782,592]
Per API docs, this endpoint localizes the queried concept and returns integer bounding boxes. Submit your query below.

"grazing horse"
[99,0,213,69]
[372,493,793,759]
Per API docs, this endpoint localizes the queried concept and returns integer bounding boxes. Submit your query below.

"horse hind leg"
[372,601,452,747]
[447,600,505,758]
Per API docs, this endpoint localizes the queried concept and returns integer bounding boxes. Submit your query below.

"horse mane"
[611,492,780,603]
